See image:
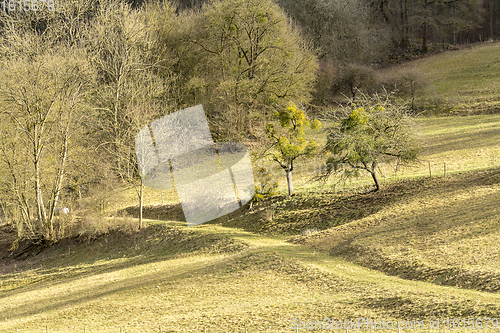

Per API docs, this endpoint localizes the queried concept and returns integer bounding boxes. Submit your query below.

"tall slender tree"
[0,48,89,240]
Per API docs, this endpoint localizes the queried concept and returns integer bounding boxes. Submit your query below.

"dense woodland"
[0,0,496,241]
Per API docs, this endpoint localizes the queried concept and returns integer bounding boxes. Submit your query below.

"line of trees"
[0,0,318,240]
[180,0,495,64]
[0,0,493,240]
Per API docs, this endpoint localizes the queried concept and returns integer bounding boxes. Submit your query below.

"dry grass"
[3,45,500,332]
[2,220,500,332]
[294,168,500,292]
[381,42,500,115]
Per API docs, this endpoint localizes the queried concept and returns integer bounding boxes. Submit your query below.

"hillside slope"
[384,42,500,114]
[2,45,500,332]
[293,168,500,292]
[2,209,500,332]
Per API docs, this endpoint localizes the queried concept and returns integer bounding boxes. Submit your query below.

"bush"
[253,166,279,201]
[378,68,428,112]
[312,61,338,107]
[300,228,320,236]
[72,214,137,240]
[331,64,378,100]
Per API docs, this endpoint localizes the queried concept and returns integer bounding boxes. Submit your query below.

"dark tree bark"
[422,0,429,53]
[369,167,380,192]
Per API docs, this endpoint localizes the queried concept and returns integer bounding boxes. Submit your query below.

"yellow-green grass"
[251,114,500,197]
[382,114,500,181]
[383,42,500,114]
[294,168,500,293]
[2,221,500,332]
[109,43,500,202]
[116,114,500,229]
[102,112,500,239]
[4,42,500,333]
[2,152,500,330]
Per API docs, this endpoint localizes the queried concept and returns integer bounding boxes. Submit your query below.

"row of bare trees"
[369,0,486,54]
[0,0,318,240]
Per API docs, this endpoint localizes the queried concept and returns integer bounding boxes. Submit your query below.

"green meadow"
[2,44,500,332]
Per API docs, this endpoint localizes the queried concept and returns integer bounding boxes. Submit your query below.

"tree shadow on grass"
[0,223,250,297]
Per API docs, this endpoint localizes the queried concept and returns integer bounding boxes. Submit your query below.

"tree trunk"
[48,121,71,240]
[286,168,293,196]
[139,179,144,229]
[0,201,7,225]
[369,164,380,192]
[422,20,428,53]
[34,154,48,237]
[491,0,495,39]
[400,0,405,44]
[422,0,429,53]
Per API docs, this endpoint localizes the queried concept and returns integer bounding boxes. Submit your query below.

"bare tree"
[156,0,318,139]
[0,49,89,240]
[86,0,171,228]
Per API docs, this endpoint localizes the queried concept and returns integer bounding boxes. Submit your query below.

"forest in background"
[0,0,497,241]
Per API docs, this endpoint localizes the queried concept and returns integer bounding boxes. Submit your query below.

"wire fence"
[289,152,499,196]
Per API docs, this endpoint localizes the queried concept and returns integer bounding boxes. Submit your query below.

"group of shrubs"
[314,63,429,114]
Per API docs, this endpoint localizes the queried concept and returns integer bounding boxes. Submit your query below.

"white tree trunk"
[139,179,144,229]
[286,169,293,196]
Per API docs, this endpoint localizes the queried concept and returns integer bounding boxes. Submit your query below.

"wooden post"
[428,161,432,178]
[444,163,446,177]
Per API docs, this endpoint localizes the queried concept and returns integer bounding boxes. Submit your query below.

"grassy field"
[382,42,500,115]
[2,45,500,332]
[1,118,499,331]
[257,114,500,197]
[2,206,500,332]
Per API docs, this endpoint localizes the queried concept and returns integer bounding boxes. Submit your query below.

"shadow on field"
[122,203,186,221]
[0,245,349,324]
[421,127,500,157]
[293,167,500,293]
[206,167,500,237]
[0,223,249,296]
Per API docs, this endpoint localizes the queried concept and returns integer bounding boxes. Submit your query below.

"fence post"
[444,163,447,177]
[428,161,432,178]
